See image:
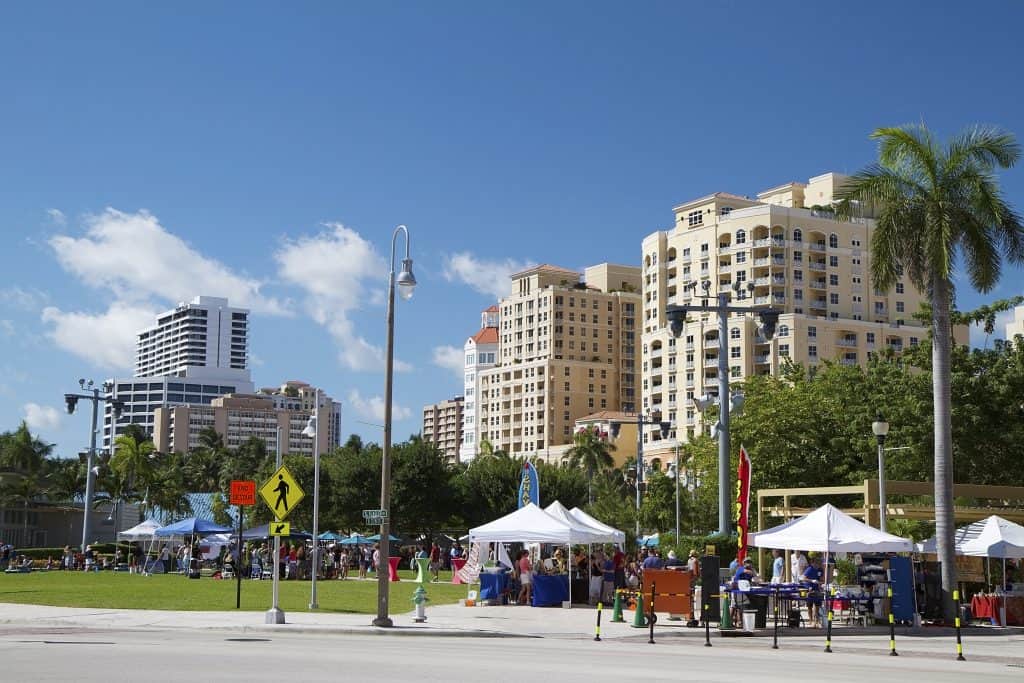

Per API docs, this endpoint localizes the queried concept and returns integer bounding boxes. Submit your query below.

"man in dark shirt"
[664,550,685,568]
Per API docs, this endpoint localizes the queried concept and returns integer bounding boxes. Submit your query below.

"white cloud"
[0,320,13,337]
[46,208,67,225]
[276,223,410,372]
[49,208,288,315]
[0,286,49,311]
[41,301,157,370]
[432,345,464,378]
[442,252,533,301]
[347,389,410,423]
[23,402,62,432]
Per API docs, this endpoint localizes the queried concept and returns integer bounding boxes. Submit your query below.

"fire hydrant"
[412,585,429,622]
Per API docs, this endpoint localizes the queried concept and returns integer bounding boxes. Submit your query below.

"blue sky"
[3,1,1023,455]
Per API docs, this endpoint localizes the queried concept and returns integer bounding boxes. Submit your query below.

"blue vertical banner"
[518,460,540,509]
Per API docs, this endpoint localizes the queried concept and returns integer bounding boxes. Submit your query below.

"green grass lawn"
[0,569,471,613]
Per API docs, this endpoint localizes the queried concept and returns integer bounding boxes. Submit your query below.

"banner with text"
[456,542,483,584]
[735,444,752,564]
[518,460,540,509]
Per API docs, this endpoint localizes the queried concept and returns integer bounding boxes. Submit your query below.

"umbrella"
[318,531,346,541]
[241,523,313,541]
[155,517,233,537]
[365,533,402,542]
[339,534,373,545]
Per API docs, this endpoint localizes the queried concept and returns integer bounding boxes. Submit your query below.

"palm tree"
[565,425,616,504]
[0,470,50,543]
[111,433,156,496]
[836,123,1024,622]
[0,422,54,474]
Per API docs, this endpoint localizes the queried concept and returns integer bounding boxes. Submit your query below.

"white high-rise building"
[1006,305,1024,340]
[135,296,250,381]
[459,306,499,462]
[103,296,254,451]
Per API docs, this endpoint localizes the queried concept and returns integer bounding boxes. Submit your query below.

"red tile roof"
[470,327,498,344]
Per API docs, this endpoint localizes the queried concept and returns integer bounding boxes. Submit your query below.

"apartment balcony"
[840,358,858,366]
[810,279,827,289]
[753,335,769,345]
[811,298,828,309]
[772,275,787,285]
[809,243,826,253]
[810,261,827,272]
[836,338,858,348]
[754,354,770,364]
[754,276,770,286]
[718,264,732,274]
[772,237,787,247]
[685,342,695,351]
[649,346,663,359]
[772,255,786,265]
[772,294,786,305]
[681,254,692,263]
[753,238,772,247]
[703,356,720,368]
[754,296,770,305]
[753,257,770,267]
[703,337,720,348]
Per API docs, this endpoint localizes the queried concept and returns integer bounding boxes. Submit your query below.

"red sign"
[735,445,752,564]
[230,480,256,506]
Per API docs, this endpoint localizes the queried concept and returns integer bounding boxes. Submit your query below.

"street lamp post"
[303,388,321,610]
[612,415,670,541]
[64,379,124,550]
[666,281,780,536]
[374,224,416,628]
[871,414,890,531]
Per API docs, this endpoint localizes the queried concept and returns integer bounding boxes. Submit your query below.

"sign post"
[260,460,305,624]
[229,480,256,609]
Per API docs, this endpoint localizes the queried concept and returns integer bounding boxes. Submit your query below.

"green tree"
[836,123,1024,620]
[390,436,458,540]
[0,422,53,474]
[454,455,522,527]
[565,425,616,504]
[110,433,155,498]
[147,451,192,522]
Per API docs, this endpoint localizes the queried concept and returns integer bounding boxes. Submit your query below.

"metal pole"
[81,388,99,551]
[717,294,730,536]
[674,443,680,543]
[265,427,285,624]
[310,389,321,610]
[235,504,242,609]
[635,413,643,541]
[374,226,407,628]
[877,440,887,531]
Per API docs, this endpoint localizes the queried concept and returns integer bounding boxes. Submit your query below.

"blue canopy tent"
[366,533,402,542]
[339,534,373,545]
[155,517,232,537]
[318,531,346,541]
[242,523,312,541]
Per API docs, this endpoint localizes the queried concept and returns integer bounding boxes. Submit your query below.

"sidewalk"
[1,601,1021,661]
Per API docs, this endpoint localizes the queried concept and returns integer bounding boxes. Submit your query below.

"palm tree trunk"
[932,274,958,623]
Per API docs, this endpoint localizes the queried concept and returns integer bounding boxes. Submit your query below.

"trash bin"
[742,610,758,632]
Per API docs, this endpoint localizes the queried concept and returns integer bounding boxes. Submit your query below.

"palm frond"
[871,124,939,186]
[946,124,1021,172]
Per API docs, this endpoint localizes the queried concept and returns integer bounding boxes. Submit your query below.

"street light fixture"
[666,280,779,536]
[65,379,124,550]
[611,415,670,541]
[871,413,890,531]
[374,224,416,628]
[302,388,321,610]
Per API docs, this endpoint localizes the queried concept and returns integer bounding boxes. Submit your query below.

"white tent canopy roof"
[569,507,626,544]
[750,503,913,553]
[916,515,1024,559]
[469,503,579,544]
[116,519,162,542]
[544,501,612,543]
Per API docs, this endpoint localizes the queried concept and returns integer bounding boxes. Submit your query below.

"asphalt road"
[2,627,1022,682]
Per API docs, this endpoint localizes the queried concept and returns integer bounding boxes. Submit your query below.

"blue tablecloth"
[532,574,570,607]
[480,572,509,601]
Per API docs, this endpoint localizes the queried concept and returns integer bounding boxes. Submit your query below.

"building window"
[896,282,904,294]
[688,211,703,227]
[778,324,789,337]
[730,327,741,339]
[896,301,905,312]
[735,252,746,263]
[829,233,839,248]
[808,326,816,338]
[779,344,790,357]
[730,345,741,358]
[794,289,803,301]
[735,230,746,245]
[808,345,818,357]
[829,274,839,286]
[794,251,803,262]
[793,229,803,242]
[830,293,840,305]
[829,256,839,267]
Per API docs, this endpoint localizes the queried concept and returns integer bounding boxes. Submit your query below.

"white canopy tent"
[468,503,576,544]
[916,515,1024,559]
[116,519,162,542]
[568,506,626,544]
[750,503,913,553]
[544,501,610,544]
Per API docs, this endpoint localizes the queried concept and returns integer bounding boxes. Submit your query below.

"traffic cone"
[631,593,648,628]
[611,590,625,622]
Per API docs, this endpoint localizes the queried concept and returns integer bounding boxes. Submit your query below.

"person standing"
[161,544,171,574]
[429,542,441,582]
[771,549,785,584]
[791,550,808,583]
[517,550,533,606]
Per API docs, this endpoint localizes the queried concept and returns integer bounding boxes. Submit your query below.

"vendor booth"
[918,515,1024,626]
[468,502,624,607]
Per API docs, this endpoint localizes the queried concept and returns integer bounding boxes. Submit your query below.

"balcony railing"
[836,339,858,348]
[809,261,827,271]
[754,355,770,364]
[809,243,826,252]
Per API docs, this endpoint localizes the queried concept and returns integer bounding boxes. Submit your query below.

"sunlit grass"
[0,569,470,613]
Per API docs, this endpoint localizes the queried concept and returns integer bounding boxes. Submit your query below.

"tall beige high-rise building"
[1006,305,1024,340]
[473,263,641,457]
[640,172,962,457]
[422,396,465,463]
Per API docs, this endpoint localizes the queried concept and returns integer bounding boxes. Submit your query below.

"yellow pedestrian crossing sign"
[259,465,305,520]
[268,521,291,537]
